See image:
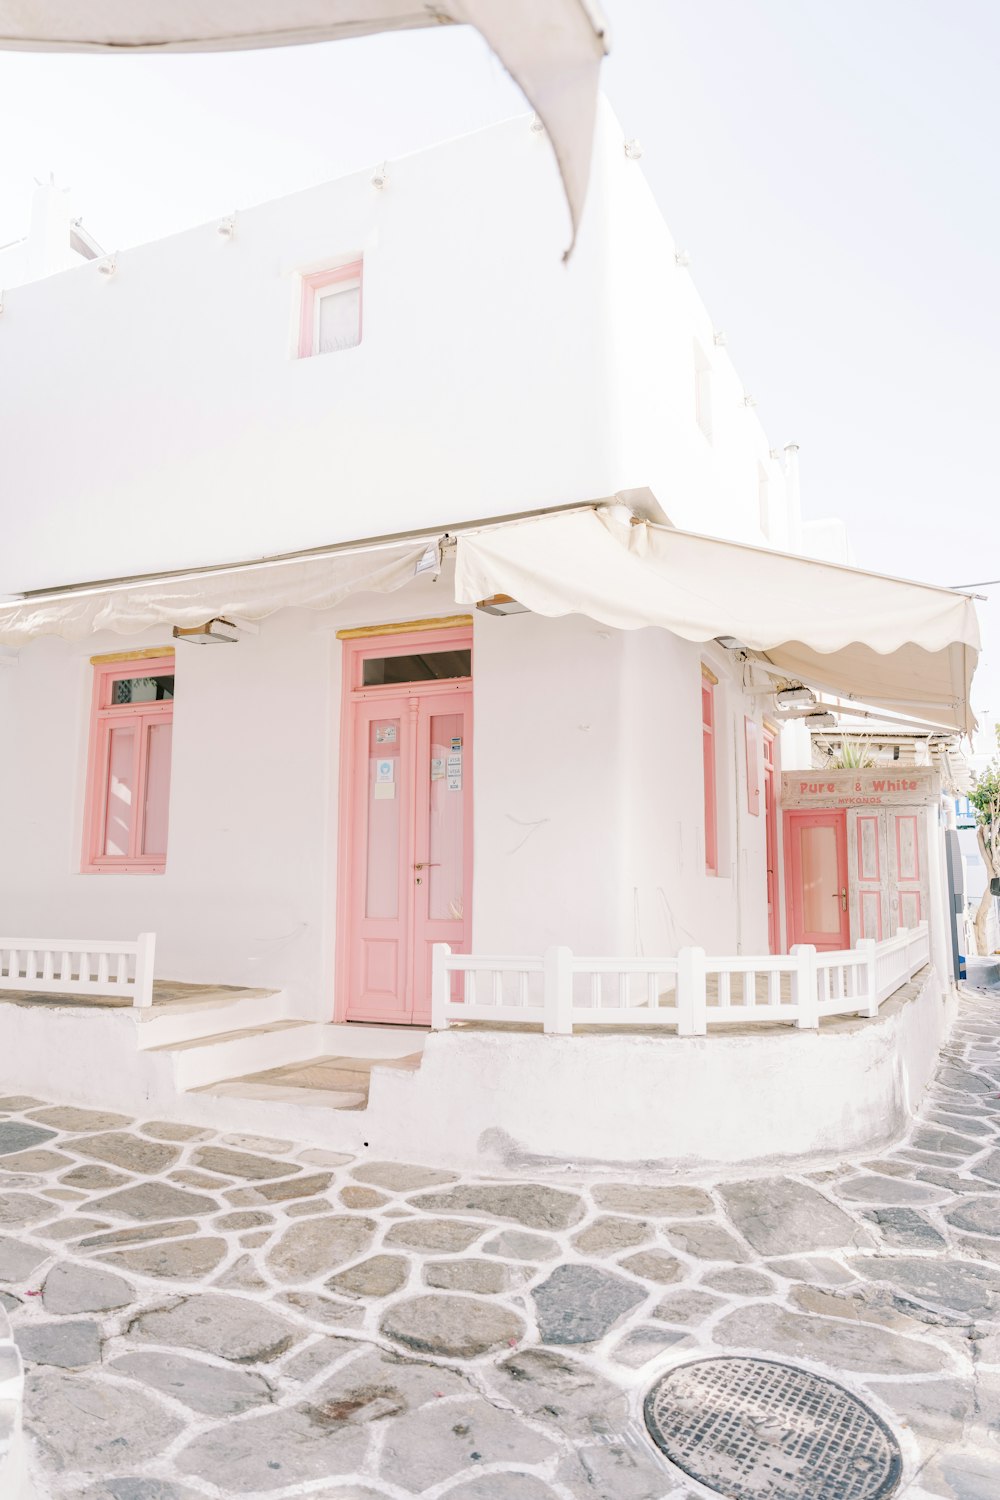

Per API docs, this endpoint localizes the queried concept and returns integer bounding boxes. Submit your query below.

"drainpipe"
[784,442,802,553]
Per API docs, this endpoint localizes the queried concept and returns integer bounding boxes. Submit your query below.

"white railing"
[431,922,930,1035]
[0,934,155,1009]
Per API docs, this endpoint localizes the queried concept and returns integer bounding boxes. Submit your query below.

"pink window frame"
[702,674,718,875]
[298,259,363,359]
[82,654,175,875]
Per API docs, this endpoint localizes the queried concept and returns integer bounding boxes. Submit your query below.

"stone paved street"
[3,974,1000,1499]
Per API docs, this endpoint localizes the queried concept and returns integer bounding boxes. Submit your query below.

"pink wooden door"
[339,629,472,1025]
[887,809,926,932]
[763,730,778,953]
[849,810,886,941]
[786,811,850,951]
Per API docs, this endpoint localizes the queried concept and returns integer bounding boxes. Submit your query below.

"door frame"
[333,621,474,1023]
[783,809,851,952]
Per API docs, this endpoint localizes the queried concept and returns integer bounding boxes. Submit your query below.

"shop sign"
[781,767,939,809]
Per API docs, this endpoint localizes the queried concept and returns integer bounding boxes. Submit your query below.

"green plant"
[828,736,875,770]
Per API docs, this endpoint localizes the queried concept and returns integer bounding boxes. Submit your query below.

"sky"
[1,0,997,723]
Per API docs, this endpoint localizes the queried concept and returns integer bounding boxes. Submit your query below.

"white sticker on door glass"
[431,758,445,780]
[376,759,394,783]
[375,725,397,743]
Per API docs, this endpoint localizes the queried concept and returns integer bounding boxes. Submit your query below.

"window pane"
[104,724,136,856]
[362,650,471,687]
[110,674,174,705]
[428,713,465,922]
[365,720,401,919]
[141,722,173,857]
[317,284,361,353]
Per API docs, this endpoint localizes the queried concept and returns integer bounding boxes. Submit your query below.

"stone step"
[195,1048,424,1112]
[151,1020,326,1092]
[136,987,289,1050]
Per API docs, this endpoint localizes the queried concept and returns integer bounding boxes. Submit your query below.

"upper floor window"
[82,653,175,874]
[298,260,363,359]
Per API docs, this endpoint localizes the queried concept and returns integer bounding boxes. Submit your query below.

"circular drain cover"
[644,1357,902,1500]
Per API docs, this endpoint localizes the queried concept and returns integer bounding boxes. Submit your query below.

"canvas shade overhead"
[0,541,429,645]
[454,509,980,734]
[0,0,608,252]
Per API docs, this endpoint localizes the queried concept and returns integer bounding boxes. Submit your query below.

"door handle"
[840,888,847,911]
[413,863,440,870]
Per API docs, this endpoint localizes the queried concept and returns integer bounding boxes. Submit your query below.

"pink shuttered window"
[82,655,175,874]
[702,672,718,875]
[298,260,363,359]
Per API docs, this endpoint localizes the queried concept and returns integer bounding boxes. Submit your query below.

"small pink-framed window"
[298,260,363,359]
[82,653,175,874]
[702,666,719,875]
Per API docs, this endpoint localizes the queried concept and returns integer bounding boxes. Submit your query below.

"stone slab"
[24,1370,184,1474]
[267,1216,376,1281]
[111,1350,274,1416]
[0,1122,57,1155]
[16,1319,102,1368]
[591,1183,714,1217]
[89,1183,219,1222]
[378,1396,555,1493]
[533,1265,646,1345]
[73,1132,180,1174]
[326,1254,409,1299]
[351,1161,457,1191]
[482,1229,561,1260]
[175,1406,369,1493]
[29,1106,131,1133]
[101,1237,229,1280]
[715,1302,948,1373]
[129,1293,303,1363]
[43,1262,134,1313]
[719,1177,871,1254]
[380,1294,524,1358]
[0,1235,48,1281]
[190,1146,301,1180]
[410,1183,585,1230]
[849,1255,1000,1316]
[385,1218,484,1252]
[572,1216,651,1255]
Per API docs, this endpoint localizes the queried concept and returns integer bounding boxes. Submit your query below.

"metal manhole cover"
[644,1357,902,1500]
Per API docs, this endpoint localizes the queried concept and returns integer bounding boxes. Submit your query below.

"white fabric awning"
[0,541,429,645]
[454,509,981,734]
[0,0,608,252]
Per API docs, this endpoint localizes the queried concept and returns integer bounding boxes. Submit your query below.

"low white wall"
[367,968,953,1170]
[0,970,952,1172]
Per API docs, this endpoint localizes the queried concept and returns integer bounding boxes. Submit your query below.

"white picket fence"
[0,934,155,1008]
[431,922,930,1035]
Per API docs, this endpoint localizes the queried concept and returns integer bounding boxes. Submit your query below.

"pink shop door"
[342,688,472,1025]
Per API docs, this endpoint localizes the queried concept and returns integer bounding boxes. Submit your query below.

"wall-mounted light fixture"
[530,113,545,133]
[476,594,529,617]
[172,617,256,645]
[97,256,118,279]
[804,711,838,730]
[743,392,756,408]
[713,329,727,347]
[217,215,236,240]
[715,636,747,651]
[371,162,389,189]
[624,138,643,160]
[674,249,691,267]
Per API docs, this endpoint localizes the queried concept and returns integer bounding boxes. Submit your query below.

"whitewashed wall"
[0,104,789,597]
[0,579,769,1012]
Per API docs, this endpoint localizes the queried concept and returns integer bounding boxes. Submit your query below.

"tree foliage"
[970,727,1000,953]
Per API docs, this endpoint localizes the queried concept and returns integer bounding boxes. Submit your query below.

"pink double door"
[339,636,472,1025]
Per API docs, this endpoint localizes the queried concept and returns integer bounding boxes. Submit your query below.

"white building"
[0,107,980,1167]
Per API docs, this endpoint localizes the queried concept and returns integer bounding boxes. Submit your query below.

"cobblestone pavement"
[3,976,1000,1500]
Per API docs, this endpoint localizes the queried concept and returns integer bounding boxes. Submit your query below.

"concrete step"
[136,988,289,1050]
[150,1018,326,1091]
[195,1047,425,1113]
